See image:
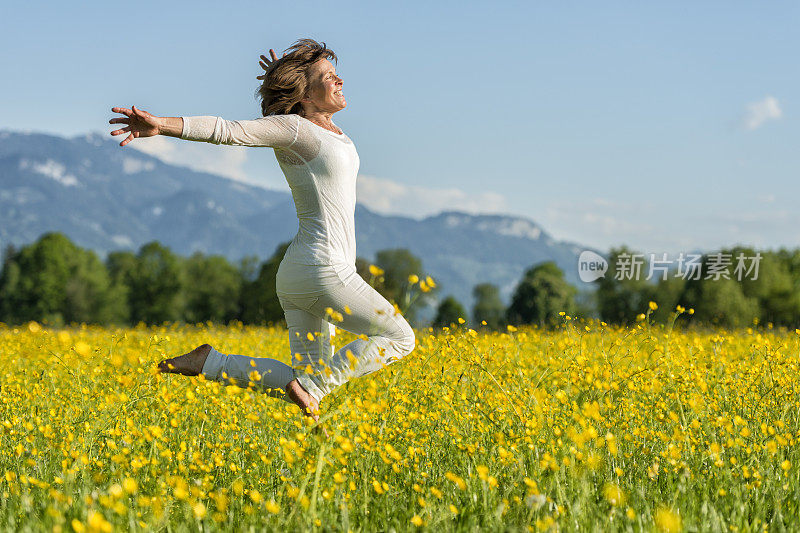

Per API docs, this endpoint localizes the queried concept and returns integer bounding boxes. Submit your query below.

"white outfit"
[179,113,416,403]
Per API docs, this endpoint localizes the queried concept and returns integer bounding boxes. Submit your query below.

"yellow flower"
[249,489,262,503]
[410,515,424,526]
[71,519,85,533]
[445,471,466,490]
[425,276,436,288]
[87,511,111,533]
[325,308,344,322]
[408,274,419,284]
[419,280,430,292]
[369,264,384,276]
[193,502,207,519]
[108,483,123,498]
[654,507,682,533]
[74,341,92,357]
[602,483,626,506]
[648,301,658,311]
[265,500,280,514]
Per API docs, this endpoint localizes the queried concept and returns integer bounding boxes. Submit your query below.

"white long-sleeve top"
[180,113,360,267]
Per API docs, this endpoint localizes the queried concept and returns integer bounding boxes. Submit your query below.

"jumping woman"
[109,38,417,435]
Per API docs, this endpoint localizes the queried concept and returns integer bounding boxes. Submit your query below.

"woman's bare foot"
[158,344,212,376]
[286,379,329,437]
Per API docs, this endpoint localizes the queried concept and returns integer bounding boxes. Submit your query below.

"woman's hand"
[109,106,162,147]
[256,49,286,80]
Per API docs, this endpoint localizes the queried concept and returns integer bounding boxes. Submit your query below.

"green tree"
[734,247,800,328]
[239,242,289,326]
[183,252,243,324]
[106,251,138,324]
[595,246,656,325]
[374,249,422,299]
[506,261,577,328]
[472,283,506,330]
[683,277,759,328]
[0,232,123,326]
[125,242,185,325]
[433,295,468,329]
[0,245,21,324]
[357,248,437,324]
[237,254,261,284]
[677,250,749,328]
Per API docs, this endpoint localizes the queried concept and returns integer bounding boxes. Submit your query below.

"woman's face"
[304,58,346,113]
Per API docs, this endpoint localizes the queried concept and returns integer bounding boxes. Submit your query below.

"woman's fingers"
[120,132,134,146]
[109,117,130,125]
[258,49,285,79]
[111,106,133,117]
[110,126,132,136]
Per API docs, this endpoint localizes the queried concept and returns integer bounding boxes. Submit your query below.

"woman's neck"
[300,110,340,133]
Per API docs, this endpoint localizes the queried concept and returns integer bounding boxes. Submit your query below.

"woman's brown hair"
[255,38,338,117]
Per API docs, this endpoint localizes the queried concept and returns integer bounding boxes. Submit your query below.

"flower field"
[1,310,798,532]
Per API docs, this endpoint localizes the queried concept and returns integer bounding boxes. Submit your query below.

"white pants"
[201,261,416,404]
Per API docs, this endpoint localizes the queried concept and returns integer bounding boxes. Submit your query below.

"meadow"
[0,306,798,532]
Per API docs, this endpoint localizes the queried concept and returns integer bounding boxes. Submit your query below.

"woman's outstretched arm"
[109,106,298,148]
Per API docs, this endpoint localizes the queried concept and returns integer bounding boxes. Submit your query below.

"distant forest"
[1,232,798,331]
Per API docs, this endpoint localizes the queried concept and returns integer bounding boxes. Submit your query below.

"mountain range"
[0,129,602,321]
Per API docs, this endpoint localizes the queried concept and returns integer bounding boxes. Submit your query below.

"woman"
[109,38,416,434]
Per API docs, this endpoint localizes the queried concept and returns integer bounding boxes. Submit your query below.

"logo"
[578,250,608,282]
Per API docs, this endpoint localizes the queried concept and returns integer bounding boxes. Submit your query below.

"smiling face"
[302,58,346,114]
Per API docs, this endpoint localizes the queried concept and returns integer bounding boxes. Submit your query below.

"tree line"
[2,233,798,331]
[432,245,800,331]
[0,232,438,328]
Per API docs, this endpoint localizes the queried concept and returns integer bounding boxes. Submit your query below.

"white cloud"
[130,135,250,181]
[356,174,508,219]
[742,96,782,130]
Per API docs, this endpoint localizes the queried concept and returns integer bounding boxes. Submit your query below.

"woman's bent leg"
[279,295,337,404]
[200,346,295,403]
[280,267,416,404]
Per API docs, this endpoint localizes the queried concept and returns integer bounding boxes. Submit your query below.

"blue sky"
[1,0,797,254]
